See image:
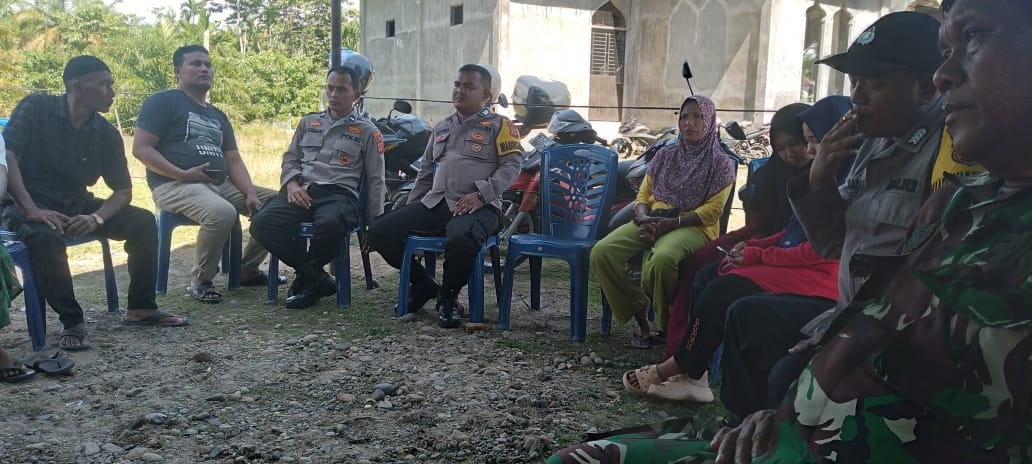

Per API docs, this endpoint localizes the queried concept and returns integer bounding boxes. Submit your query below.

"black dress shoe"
[436,298,461,328]
[286,278,305,298]
[407,281,440,314]
[285,275,336,309]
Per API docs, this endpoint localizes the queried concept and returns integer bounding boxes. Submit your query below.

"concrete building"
[359,0,942,127]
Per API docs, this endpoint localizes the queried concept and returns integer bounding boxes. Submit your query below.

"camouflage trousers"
[546,418,717,464]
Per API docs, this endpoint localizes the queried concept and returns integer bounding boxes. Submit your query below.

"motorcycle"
[722,120,771,161]
[509,75,571,138]
[611,117,676,159]
[371,100,432,211]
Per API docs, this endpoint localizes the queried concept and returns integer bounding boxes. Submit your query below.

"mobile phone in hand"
[203,169,227,185]
[716,245,731,257]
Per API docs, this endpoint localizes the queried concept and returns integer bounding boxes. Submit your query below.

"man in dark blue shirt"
[133,45,279,304]
[2,56,188,351]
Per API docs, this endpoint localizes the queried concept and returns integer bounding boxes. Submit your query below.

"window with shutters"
[450,5,463,26]
[588,2,626,121]
[590,3,626,84]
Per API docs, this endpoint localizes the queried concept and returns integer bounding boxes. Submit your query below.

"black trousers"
[250,185,359,281]
[767,352,814,410]
[719,294,833,419]
[672,261,766,378]
[368,201,499,297]
[1,198,159,328]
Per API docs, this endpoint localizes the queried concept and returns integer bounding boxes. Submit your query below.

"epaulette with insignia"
[479,108,491,117]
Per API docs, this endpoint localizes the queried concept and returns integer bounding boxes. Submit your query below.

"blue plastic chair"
[266,223,378,309]
[265,177,378,309]
[498,144,619,342]
[155,210,242,294]
[394,235,502,322]
[3,230,119,351]
[709,343,723,387]
[740,156,771,206]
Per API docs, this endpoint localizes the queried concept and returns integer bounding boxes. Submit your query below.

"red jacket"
[717,230,839,301]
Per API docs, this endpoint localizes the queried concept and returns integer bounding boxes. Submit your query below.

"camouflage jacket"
[764,173,1032,463]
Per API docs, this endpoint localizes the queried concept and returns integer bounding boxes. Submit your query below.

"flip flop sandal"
[123,310,189,327]
[59,327,91,351]
[0,361,35,383]
[187,281,222,304]
[24,352,75,376]
[622,365,662,397]
[630,330,660,349]
[240,271,287,287]
[646,374,715,403]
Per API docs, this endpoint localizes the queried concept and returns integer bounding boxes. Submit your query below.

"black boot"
[285,267,336,309]
[406,280,440,314]
[286,277,305,298]
[436,287,461,328]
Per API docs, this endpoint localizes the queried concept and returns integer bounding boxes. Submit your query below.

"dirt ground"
[0,244,731,464]
[0,168,746,463]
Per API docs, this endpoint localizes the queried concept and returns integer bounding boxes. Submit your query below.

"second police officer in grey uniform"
[251,65,385,309]
[369,64,523,328]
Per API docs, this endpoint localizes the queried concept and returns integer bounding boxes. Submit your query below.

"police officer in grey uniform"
[369,64,522,328]
[251,66,385,309]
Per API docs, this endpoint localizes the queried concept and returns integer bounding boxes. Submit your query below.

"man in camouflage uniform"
[548,0,1032,461]
[368,64,522,328]
[250,66,385,309]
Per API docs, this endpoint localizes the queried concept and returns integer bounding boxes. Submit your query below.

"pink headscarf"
[647,95,736,211]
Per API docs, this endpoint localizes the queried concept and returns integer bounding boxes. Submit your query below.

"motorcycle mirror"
[681,59,695,95]
[495,93,509,109]
[393,100,412,114]
[725,121,747,140]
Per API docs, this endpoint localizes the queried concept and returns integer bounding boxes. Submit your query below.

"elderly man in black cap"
[1,55,187,352]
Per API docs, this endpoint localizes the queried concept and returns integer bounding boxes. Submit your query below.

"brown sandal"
[630,330,661,349]
[622,365,662,397]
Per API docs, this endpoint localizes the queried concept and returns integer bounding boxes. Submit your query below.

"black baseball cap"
[816,11,943,76]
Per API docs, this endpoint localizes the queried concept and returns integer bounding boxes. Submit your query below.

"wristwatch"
[476,191,486,203]
[91,213,105,226]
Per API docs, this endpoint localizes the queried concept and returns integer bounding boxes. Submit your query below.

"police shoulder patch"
[374,131,384,155]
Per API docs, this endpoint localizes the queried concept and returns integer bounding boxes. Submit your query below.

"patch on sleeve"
[495,120,523,156]
[373,131,384,155]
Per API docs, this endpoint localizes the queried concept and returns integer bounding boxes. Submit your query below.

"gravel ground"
[0,253,726,463]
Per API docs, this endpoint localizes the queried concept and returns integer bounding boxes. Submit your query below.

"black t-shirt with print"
[136,89,236,189]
